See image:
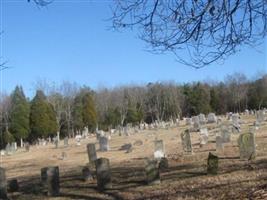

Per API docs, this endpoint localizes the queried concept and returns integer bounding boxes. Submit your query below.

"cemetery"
[0,113,266,199]
[1,1,267,199]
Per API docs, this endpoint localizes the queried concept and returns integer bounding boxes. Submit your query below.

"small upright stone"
[99,137,109,152]
[181,129,192,153]
[82,166,93,181]
[207,152,219,175]
[87,143,97,163]
[8,179,19,192]
[154,140,164,160]
[216,136,224,152]
[95,158,112,191]
[238,132,256,160]
[145,158,160,185]
[0,167,7,199]
[25,142,30,152]
[46,166,60,196]
[64,137,68,147]
[207,113,217,123]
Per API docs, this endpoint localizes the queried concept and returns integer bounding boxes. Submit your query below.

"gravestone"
[8,179,19,192]
[199,128,209,145]
[207,152,219,175]
[199,113,206,125]
[220,124,231,143]
[95,158,112,191]
[0,167,7,199]
[231,114,240,132]
[216,136,224,152]
[181,129,192,153]
[145,158,160,185]
[82,166,93,181]
[256,110,265,124]
[159,157,168,171]
[11,143,16,153]
[54,138,59,149]
[207,113,217,123]
[185,118,192,126]
[41,167,48,186]
[99,137,109,151]
[154,140,164,160]
[64,137,68,147]
[87,143,97,163]
[5,143,11,155]
[46,166,60,196]
[192,116,200,131]
[238,132,256,160]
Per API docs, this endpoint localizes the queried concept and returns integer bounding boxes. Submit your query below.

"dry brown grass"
[3,115,267,200]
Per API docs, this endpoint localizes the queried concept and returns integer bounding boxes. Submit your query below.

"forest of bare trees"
[0,72,266,148]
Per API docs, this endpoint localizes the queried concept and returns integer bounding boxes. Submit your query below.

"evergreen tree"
[29,90,57,141]
[82,93,97,132]
[72,94,84,133]
[9,86,30,143]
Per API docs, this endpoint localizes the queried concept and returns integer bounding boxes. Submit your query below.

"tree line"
[0,73,266,148]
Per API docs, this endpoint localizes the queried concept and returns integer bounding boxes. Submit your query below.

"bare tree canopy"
[28,0,53,6]
[111,0,267,68]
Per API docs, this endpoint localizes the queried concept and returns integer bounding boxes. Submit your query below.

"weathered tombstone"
[154,140,164,160]
[238,132,256,160]
[46,166,60,196]
[185,118,192,126]
[159,157,168,171]
[99,137,109,151]
[120,143,133,153]
[0,167,7,199]
[207,113,217,123]
[231,114,239,125]
[220,124,231,143]
[87,143,97,163]
[41,167,48,186]
[192,116,200,131]
[199,113,206,125]
[5,144,11,155]
[216,136,224,152]
[64,137,68,147]
[256,110,265,124]
[11,142,16,153]
[8,179,19,192]
[199,128,209,145]
[95,158,112,191]
[82,166,93,181]
[207,152,219,175]
[181,129,192,153]
[54,139,59,149]
[145,158,160,185]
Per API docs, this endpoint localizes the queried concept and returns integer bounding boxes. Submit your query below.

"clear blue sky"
[1,0,266,97]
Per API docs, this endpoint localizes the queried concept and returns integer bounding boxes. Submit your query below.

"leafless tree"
[111,0,267,68]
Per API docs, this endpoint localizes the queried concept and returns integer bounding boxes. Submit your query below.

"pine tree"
[9,86,30,144]
[72,94,84,133]
[82,93,97,131]
[29,90,57,141]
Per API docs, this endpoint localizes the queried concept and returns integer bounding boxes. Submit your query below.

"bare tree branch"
[111,0,267,68]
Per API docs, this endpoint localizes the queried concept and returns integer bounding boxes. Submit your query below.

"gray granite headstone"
[216,136,224,152]
[46,166,60,197]
[207,152,219,175]
[87,143,97,163]
[181,129,192,153]
[238,132,256,160]
[99,137,109,152]
[95,158,112,191]
[145,158,160,185]
[207,113,217,123]
[154,140,164,159]
[0,167,7,199]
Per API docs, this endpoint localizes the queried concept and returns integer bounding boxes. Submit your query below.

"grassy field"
[3,115,267,200]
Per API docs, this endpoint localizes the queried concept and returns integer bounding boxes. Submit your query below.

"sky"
[0,0,266,97]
